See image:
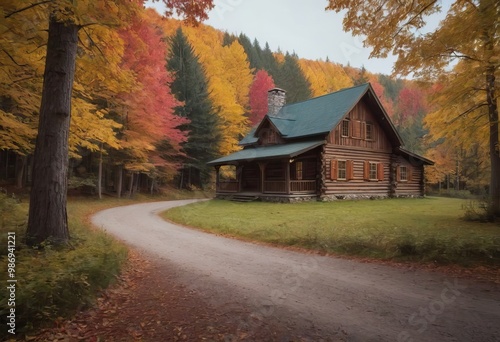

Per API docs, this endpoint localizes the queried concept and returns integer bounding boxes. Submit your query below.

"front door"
[241,163,261,192]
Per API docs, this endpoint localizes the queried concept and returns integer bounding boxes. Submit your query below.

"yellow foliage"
[163,19,253,155]
[299,59,353,97]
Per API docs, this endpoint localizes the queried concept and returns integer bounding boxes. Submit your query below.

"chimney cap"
[268,87,286,93]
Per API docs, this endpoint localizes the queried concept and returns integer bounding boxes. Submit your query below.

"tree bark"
[128,172,134,198]
[117,165,123,198]
[486,66,500,217]
[97,148,103,200]
[15,155,27,189]
[26,17,78,245]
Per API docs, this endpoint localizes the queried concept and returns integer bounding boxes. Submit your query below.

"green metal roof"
[207,140,325,166]
[240,84,372,146]
[271,84,370,138]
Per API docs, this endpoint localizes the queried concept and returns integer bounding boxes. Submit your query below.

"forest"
[0,0,494,198]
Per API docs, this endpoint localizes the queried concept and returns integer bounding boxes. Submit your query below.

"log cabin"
[207,83,433,202]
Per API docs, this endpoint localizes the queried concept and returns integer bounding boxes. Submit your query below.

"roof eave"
[396,147,435,166]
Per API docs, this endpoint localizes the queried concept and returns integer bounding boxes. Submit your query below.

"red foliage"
[370,81,395,117]
[119,12,187,154]
[398,87,427,122]
[159,0,214,25]
[248,70,275,126]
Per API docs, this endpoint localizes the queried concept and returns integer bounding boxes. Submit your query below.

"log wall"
[322,100,425,199]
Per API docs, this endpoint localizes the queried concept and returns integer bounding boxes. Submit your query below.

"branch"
[449,102,489,123]
[81,27,107,61]
[394,0,439,38]
[4,0,51,19]
[1,49,28,67]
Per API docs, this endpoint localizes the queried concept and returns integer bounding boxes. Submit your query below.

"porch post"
[258,162,266,193]
[285,160,291,194]
[214,166,220,192]
[237,164,243,192]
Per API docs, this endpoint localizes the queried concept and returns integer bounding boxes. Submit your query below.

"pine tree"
[260,42,279,78]
[238,33,261,70]
[167,27,220,188]
[275,52,312,103]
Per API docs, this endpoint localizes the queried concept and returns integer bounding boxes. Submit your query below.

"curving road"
[92,200,500,341]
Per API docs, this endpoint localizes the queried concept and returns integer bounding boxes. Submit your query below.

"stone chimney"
[267,88,286,116]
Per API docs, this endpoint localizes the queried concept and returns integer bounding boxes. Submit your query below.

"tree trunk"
[26,17,78,246]
[97,148,103,200]
[15,155,27,189]
[128,172,134,198]
[486,66,500,217]
[117,165,123,198]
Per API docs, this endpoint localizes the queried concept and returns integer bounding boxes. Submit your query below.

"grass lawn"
[163,197,500,265]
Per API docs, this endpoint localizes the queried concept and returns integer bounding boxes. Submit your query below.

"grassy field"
[163,197,500,265]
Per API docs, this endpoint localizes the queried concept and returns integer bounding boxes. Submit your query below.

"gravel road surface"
[92,200,500,341]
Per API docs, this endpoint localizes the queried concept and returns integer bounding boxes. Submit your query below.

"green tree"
[260,42,280,79]
[167,27,220,188]
[237,33,262,71]
[327,0,500,217]
[275,52,312,103]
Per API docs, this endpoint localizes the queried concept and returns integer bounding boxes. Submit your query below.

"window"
[399,166,408,181]
[268,130,278,144]
[352,120,362,139]
[369,162,378,180]
[296,162,303,180]
[341,120,350,137]
[364,161,384,181]
[365,123,374,140]
[338,160,347,180]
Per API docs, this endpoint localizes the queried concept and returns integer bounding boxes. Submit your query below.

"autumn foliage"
[2,0,491,209]
[248,70,275,126]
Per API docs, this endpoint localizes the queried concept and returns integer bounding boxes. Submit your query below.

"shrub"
[0,196,128,337]
[462,198,495,222]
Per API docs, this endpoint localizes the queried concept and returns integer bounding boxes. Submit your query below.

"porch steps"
[230,195,260,202]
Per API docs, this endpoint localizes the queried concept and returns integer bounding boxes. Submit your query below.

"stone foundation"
[320,194,424,201]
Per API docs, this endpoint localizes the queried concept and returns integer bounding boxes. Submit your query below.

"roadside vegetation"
[0,194,127,337]
[0,188,210,337]
[163,197,500,266]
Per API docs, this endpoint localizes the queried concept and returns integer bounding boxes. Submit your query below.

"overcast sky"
[146,0,448,76]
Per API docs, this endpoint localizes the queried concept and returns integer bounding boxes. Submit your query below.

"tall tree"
[118,9,186,177]
[167,27,220,188]
[166,21,253,155]
[274,52,312,103]
[248,70,276,126]
[327,0,500,217]
[4,0,214,246]
[237,33,259,70]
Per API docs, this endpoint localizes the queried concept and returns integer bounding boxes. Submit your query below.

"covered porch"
[208,140,324,200]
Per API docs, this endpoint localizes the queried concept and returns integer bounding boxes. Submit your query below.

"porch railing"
[264,181,287,194]
[218,181,239,193]
[290,180,316,193]
[218,180,317,195]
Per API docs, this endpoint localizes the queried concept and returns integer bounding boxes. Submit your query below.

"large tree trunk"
[486,66,500,217]
[26,17,78,246]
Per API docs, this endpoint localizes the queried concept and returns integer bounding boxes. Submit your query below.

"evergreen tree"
[260,42,280,78]
[274,52,312,103]
[238,33,261,70]
[167,27,220,188]
[222,32,237,47]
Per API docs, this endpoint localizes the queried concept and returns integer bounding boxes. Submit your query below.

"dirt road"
[92,200,500,341]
